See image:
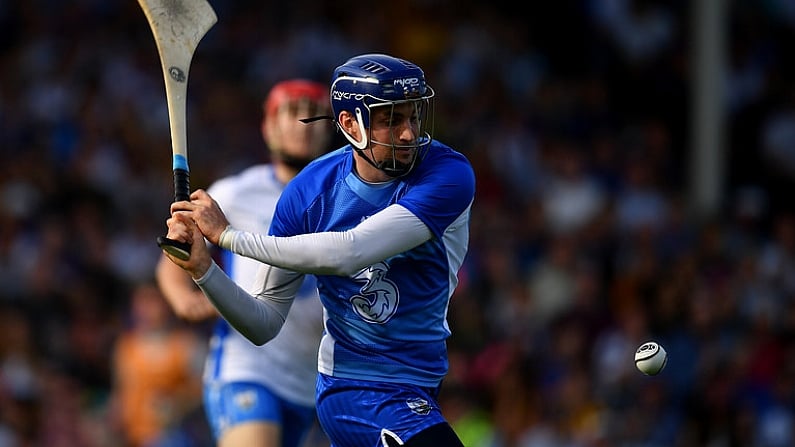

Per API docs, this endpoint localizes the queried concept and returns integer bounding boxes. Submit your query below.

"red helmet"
[264,79,329,119]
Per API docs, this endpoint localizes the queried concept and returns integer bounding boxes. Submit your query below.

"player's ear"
[338,111,360,141]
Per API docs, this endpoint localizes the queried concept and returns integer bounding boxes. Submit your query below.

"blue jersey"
[270,141,475,388]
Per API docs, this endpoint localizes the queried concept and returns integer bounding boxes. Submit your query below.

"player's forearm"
[218,204,432,276]
[194,262,288,345]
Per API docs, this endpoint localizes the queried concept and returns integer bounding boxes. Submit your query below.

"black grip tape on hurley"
[157,168,192,260]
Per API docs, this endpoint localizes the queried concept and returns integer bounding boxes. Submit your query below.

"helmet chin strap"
[354,139,419,178]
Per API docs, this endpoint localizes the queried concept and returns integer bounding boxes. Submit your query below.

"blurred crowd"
[2,0,795,446]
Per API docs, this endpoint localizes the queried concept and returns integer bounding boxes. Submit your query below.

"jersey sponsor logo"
[406,397,432,416]
[350,261,399,324]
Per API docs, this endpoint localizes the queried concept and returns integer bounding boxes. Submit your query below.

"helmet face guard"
[331,54,435,177]
[363,97,434,177]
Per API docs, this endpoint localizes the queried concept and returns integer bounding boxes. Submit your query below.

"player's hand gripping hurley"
[137,0,217,260]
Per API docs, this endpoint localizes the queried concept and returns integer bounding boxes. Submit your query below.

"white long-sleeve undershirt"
[218,204,432,276]
[195,204,432,345]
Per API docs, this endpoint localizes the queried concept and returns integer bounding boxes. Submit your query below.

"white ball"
[634,341,667,375]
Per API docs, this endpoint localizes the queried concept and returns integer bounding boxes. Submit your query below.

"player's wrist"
[192,259,219,284]
[218,225,235,250]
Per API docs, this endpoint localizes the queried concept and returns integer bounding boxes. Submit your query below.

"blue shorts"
[203,381,317,447]
[315,374,448,447]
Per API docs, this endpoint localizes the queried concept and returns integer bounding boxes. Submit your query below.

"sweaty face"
[266,98,332,163]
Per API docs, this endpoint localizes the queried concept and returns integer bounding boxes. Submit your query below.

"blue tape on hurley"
[173,154,189,171]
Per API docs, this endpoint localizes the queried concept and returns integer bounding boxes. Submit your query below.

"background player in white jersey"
[155,79,333,447]
[163,53,475,446]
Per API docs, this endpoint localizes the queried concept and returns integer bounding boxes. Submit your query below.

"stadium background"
[2,0,795,445]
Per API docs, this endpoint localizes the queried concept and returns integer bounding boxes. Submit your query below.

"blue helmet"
[330,54,435,176]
